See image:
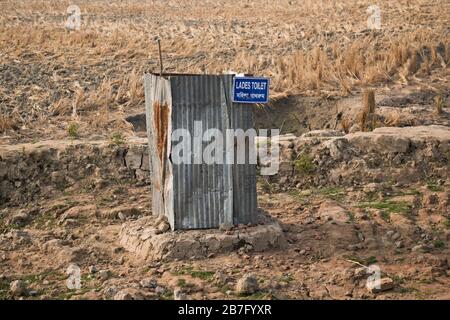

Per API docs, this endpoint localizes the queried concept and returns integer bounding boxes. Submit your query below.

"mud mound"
[0,138,150,205]
[119,214,287,262]
[267,125,450,188]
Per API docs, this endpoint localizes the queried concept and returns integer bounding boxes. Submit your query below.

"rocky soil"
[265,125,450,188]
[0,125,449,300]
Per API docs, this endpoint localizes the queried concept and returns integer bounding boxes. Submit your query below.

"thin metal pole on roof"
[157,38,163,76]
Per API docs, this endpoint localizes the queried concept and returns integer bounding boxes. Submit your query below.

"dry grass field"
[0,0,449,141]
[0,0,449,301]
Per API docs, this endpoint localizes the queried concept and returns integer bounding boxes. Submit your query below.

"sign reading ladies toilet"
[232,77,269,104]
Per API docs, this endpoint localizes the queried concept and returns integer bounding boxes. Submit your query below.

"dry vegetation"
[0,0,449,140]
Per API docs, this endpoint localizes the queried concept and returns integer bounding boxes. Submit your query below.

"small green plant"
[0,277,11,299]
[67,122,79,138]
[391,275,405,285]
[444,219,450,229]
[188,270,215,280]
[288,189,311,205]
[34,211,57,230]
[433,240,445,249]
[365,256,378,265]
[380,210,391,222]
[219,284,232,294]
[294,153,315,175]
[174,266,215,281]
[110,132,126,145]
[161,289,174,300]
[358,200,411,221]
[346,211,355,222]
[318,186,345,201]
[426,181,443,192]
[177,278,187,287]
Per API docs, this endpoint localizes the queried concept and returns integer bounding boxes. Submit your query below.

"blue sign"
[232,77,269,104]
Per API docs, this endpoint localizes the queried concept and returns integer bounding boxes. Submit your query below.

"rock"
[28,290,38,297]
[364,238,378,250]
[363,183,381,193]
[103,286,118,299]
[10,280,27,296]
[94,178,108,189]
[88,265,97,274]
[347,131,411,154]
[9,211,30,227]
[299,189,312,196]
[318,201,349,223]
[348,124,360,133]
[354,267,367,279]
[347,243,364,251]
[140,278,157,289]
[156,221,170,234]
[236,274,259,295]
[357,232,365,242]
[310,288,329,299]
[60,205,97,221]
[106,206,140,220]
[303,217,315,224]
[366,277,394,293]
[345,288,354,297]
[395,241,404,248]
[154,286,166,295]
[412,244,431,253]
[174,288,187,300]
[423,193,439,206]
[119,216,286,261]
[113,288,145,300]
[98,270,111,281]
[415,255,448,269]
[219,223,234,231]
[386,230,395,238]
[391,232,401,241]
[301,130,344,138]
[213,272,230,285]
[5,230,31,244]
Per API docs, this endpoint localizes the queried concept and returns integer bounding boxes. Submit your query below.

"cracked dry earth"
[0,175,449,300]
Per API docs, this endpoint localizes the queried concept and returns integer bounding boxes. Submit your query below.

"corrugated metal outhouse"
[144,73,258,230]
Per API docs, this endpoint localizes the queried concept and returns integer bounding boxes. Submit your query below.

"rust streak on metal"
[152,101,169,166]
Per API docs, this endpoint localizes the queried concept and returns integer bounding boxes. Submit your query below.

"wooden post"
[361,88,376,131]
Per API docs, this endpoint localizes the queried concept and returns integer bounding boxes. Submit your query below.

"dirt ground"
[0,176,448,300]
[0,0,449,300]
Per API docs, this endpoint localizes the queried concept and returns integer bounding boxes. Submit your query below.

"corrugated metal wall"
[144,73,257,230]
